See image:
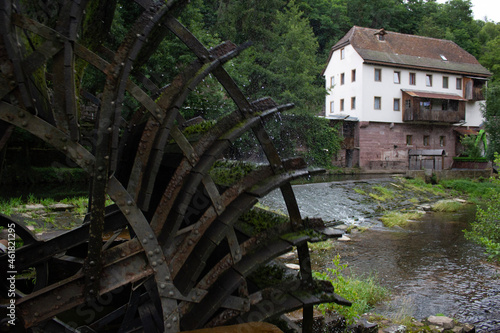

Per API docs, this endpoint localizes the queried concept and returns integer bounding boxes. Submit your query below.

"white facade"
[324,48,485,126]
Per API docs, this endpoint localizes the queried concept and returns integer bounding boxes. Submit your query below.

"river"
[259,179,500,332]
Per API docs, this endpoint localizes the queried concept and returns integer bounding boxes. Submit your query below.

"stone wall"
[358,122,463,170]
[406,169,492,181]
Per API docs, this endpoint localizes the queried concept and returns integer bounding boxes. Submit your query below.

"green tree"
[296,0,351,59]
[482,84,500,158]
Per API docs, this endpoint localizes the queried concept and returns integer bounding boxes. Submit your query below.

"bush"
[464,154,500,262]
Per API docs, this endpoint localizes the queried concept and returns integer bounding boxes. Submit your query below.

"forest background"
[11,0,500,170]
[106,0,499,166]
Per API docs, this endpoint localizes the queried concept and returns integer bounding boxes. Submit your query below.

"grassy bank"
[313,254,389,324]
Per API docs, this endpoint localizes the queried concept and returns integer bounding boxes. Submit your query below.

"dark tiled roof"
[327,26,491,77]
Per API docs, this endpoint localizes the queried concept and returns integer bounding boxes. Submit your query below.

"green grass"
[431,200,464,212]
[308,240,336,251]
[354,188,367,195]
[368,186,395,202]
[441,179,500,203]
[380,211,424,227]
[400,177,446,196]
[314,254,389,324]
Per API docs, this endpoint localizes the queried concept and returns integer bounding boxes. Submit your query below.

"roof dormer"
[374,28,387,41]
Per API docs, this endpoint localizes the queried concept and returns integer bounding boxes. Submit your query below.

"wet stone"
[427,316,455,330]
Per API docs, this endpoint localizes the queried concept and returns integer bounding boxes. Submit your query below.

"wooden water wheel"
[0,1,349,332]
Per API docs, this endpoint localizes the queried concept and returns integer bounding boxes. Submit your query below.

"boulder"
[427,315,455,330]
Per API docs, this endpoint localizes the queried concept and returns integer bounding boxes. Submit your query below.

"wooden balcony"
[402,90,466,124]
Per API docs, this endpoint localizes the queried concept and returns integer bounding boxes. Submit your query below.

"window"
[393,71,401,84]
[340,48,345,59]
[421,100,431,110]
[443,76,449,89]
[351,97,356,110]
[393,98,401,111]
[374,68,382,82]
[330,76,335,88]
[330,101,334,113]
[409,72,416,85]
[441,100,449,110]
[456,78,462,90]
[406,135,413,146]
[405,100,411,110]
[340,73,345,85]
[423,135,430,146]
[440,54,448,61]
[340,99,344,111]
[374,96,381,110]
[439,136,446,147]
[351,69,356,82]
[426,74,433,87]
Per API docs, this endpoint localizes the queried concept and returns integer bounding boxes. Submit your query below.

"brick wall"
[357,122,461,170]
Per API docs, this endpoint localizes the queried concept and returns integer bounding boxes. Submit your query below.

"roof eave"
[362,59,492,78]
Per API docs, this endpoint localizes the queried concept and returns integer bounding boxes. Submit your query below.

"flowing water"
[260,179,500,332]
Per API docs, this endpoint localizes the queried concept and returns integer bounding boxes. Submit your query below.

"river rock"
[351,318,378,333]
[338,235,351,242]
[321,227,344,238]
[335,224,349,230]
[285,263,300,270]
[48,203,74,211]
[382,325,407,333]
[427,315,455,330]
[23,204,45,210]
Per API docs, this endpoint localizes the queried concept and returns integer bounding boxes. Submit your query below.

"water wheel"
[0,1,350,332]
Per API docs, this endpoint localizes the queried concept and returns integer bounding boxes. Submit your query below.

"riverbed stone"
[48,203,74,211]
[285,263,300,270]
[381,324,407,333]
[462,323,475,333]
[427,315,455,330]
[338,235,351,242]
[352,318,378,333]
[23,204,45,210]
[321,227,344,238]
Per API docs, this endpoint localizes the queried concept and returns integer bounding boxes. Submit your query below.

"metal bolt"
[160,283,166,289]
[155,248,160,254]
[152,261,157,267]
[142,239,148,244]
[149,234,154,239]
[127,200,133,206]
[89,261,96,266]
[22,121,28,127]
[168,291,174,296]
[148,251,153,256]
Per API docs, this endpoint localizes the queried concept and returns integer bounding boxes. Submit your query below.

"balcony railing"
[403,99,465,123]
